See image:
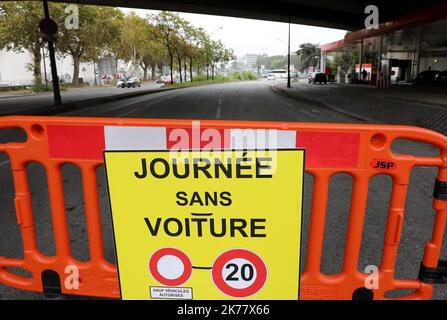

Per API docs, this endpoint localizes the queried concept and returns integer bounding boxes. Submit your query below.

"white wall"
[0,48,96,86]
[0,50,34,85]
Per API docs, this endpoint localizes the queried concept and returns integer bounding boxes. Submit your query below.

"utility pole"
[41,0,61,105]
[42,45,48,89]
[287,17,291,88]
[94,61,98,86]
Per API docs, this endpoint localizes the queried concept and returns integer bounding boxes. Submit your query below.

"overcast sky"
[119,8,347,58]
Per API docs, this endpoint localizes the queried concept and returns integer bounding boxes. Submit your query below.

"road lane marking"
[312,109,320,113]
[61,90,182,116]
[0,159,10,168]
[280,100,295,108]
[300,109,321,119]
[116,108,139,117]
[216,95,223,119]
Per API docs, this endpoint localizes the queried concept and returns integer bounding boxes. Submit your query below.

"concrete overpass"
[52,0,445,31]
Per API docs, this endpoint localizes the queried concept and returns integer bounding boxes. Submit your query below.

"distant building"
[240,54,258,71]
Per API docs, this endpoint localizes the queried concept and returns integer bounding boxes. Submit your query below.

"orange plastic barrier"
[0,115,446,300]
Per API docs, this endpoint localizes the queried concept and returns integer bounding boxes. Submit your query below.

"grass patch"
[163,71,258,89]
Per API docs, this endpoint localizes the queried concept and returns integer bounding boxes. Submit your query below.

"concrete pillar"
[415,26,422,77]
[376,35,383,87]
[320,51,326,73]
[359,39,364,81]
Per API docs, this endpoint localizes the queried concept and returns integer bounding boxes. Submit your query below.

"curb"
[271,84,379,123]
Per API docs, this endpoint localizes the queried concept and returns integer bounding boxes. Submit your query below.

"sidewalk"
[272,81,447,135]
[335,82,447,108]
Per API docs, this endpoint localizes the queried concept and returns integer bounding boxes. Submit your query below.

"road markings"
[0,159,10,168]
[300,109,321,119]
[312,109,320,113]
[216,95,223,119]
[116,108,139,117]
[280,101,295,108]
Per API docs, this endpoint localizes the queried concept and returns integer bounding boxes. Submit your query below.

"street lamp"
[287,18,291,88]
[277,16,291,88]
[41,44,48,89]
[210,26,223,36]
[314,55,320,72]
[39,0,61,105]
[206,27,223,80]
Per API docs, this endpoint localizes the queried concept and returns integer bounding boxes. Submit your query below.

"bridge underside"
[51,0,445,30]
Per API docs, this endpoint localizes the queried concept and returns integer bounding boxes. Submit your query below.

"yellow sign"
[104,149,304,300]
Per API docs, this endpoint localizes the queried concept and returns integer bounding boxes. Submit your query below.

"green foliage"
[55,5,124,84]
[193,74,208,82]
[255,54,301,73]
[163,70,257,89]
[1,4,235,87]
[149,11,234,82]
[0,1,47,85]
[327,50,376,75]
[296,43,321,72]
[230,71,258,80]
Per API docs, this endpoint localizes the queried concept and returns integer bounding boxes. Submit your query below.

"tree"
[56,5,123,85]
[0,1,61,87]
[255,54,269,74]
[149,12,182,84]
[220,47,235,73]
[193,29,211,78]
[331,52,355,74]
[172,19,197,83]
[120,12,151,78]
[296,43,320,72]
[172,29,188,83]
[203,40,221,79]
[183,26,207,82]
[140,40,167,80]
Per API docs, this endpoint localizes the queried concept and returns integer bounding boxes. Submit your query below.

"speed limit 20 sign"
[211,249,268,298]
[105,149,304,299]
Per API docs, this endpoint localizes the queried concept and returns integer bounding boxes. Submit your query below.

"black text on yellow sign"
[104,149,305,300]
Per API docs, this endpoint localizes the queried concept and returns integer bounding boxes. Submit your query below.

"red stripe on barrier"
[48,125,105,160]
[297,131,360,168]
[166,127,231,150]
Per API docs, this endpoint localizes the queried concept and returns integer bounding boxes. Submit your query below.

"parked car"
[116,79,127,88]
[435,70,447,85]
[267,73,276,81]
[309,72,327,84]
[413,70,441,85]
[117,77,141,88]
[156,77,165,84]
[307,73,315,83]
[163,77,175,85]
[127,77,141,87]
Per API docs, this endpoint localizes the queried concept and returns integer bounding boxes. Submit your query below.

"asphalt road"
[0,82,163,116]
[0,80,445,299]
